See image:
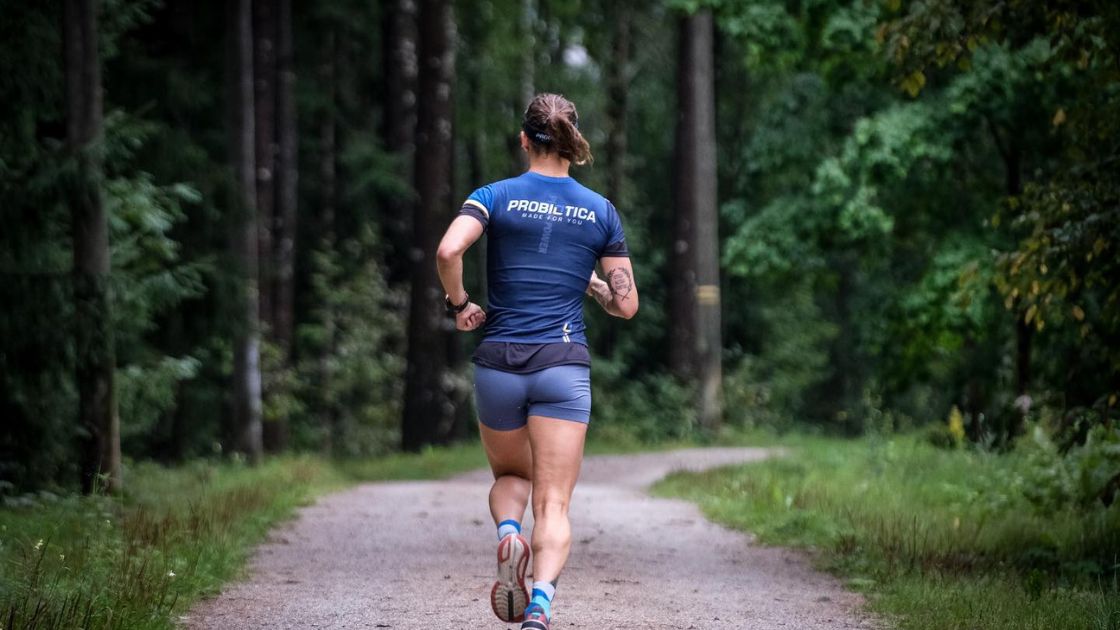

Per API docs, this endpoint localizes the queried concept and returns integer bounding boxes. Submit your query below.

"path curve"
[183,447,878,629]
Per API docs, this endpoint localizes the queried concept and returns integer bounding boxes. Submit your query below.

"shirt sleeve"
[459,185,494,231]
[601,200,630,257]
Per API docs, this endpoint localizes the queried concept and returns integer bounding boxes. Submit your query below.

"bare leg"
[527,415,587,583]
[481,422,535,622]
[479,423,533,526]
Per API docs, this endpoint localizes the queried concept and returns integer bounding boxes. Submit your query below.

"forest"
[4,0,1117,494]
[2,0,1120,623]
[1,0,1118,627]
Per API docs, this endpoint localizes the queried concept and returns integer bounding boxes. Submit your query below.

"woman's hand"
[587,271,613,311]
[456,302,486,331]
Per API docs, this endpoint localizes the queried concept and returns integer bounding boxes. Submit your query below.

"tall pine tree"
[65,0,121,493]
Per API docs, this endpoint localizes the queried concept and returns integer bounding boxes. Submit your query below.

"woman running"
[435,93,638,630]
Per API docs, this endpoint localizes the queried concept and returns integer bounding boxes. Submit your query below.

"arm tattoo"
[605,267,633,301]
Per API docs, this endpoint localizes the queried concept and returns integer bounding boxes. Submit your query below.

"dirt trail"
[183,447,879,629]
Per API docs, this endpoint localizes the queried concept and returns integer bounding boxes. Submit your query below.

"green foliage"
[104,113,207,448]
[723,281,838,428]
[715,1,803,70]
[896,243,987,357]
[589,359,698,445]
[0,275,76,488]
[117,356,200,448]
[656,434,1120,629]
[812,100,953,243]
[882,0,1120,421]
[718,0,1117,443]
[2,111,204,487]
[886,239,1002,420]
[1021,423,1120,512]
[293,228,406,456]
[2,0,1116,503]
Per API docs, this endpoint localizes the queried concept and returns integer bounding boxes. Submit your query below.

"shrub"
[1021,423,1120,511]
[590,360,697,444]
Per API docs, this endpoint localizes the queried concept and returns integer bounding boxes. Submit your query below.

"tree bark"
[605,1,630,209]
[318,27,338,455]
[64,0,121,494]
[599,0,631,358]
[520,0,536,108]
[985,116,1031,437]
[254,0,297,453]
[227,0,264,463]
[1005,138,1031,435]
[1007,146,1030,404]
[274,0,298,354]
[508,0,536,173]
[669,17,698,380]
[382,0,418,282]
[672,9,722,431]
[461,8,486,300]
[253,0,277,339]
[383,0,418,157]
[402,0,456,451]
[830,255,856,428]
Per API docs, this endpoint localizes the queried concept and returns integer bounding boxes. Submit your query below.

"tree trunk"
[383,0,418,157]
[253,0,277,339]
[987,118,1031,436]
[672,9,722,431]
[227,0,264,463]
[274,0,297,353]
[508,0,536,173]
[1015,309,1032,394]
[461,12,486,301]
[669,18,697,380]
[256,0,297,453]
[830,255,856,428]
[599,0,631,358]
[402,0,456,451]
[605,1,630,209]
[318,27,338,455]
[1006,141,1031,434]
[1007,145,1029,406]
[381,0,418,284]
[64,0,121,494]
[520,0,536,107]
[688,10,723,432]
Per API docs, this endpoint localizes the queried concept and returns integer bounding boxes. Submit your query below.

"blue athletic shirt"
[459,171,629,351]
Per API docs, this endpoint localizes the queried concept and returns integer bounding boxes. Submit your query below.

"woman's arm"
[436,216,486,331]
[586,256,638,319]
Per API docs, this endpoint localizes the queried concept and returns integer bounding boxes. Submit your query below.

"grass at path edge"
[653,435,1120,630]
[0,443,490,630]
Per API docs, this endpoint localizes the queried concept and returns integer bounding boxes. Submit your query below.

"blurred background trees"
[1,0,1116,497]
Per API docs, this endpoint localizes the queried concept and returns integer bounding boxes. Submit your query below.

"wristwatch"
[445,292,469,316]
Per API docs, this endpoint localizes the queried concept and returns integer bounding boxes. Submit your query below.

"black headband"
[522,106,579,146]
[523,121,553,144]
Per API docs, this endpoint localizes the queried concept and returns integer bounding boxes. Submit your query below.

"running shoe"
[519,605,550,630]
[490,533,530,622]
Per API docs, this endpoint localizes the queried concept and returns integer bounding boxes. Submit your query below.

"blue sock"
[496,519,521,540]
[529,580,556,619]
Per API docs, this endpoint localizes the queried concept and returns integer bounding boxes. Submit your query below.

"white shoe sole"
[491,533,530,622]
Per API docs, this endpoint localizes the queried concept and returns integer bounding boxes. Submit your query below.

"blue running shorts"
[474,364,592,431]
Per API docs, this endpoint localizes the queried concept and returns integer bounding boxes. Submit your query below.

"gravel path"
[183,447,879,629]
